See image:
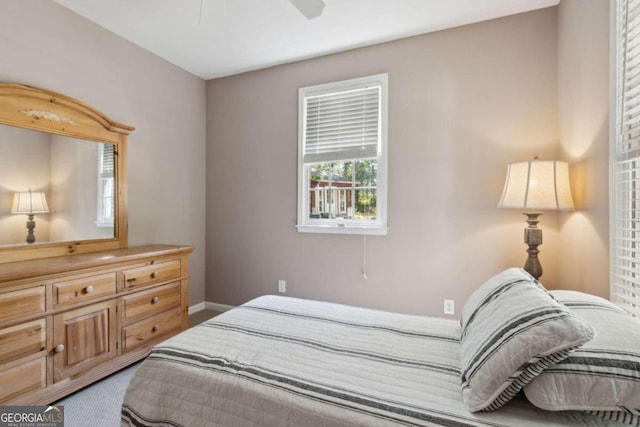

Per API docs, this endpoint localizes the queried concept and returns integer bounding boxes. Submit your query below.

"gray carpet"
[54,362,139,427]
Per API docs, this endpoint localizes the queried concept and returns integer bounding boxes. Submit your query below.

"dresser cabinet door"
[52,300,117,383]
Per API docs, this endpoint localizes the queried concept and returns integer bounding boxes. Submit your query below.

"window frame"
[296,73,388,235]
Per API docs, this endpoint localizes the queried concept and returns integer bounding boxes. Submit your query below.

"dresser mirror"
[0,84,133,263]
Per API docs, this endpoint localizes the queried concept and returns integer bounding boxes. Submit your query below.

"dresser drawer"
[53,272,116,306]
[121,307,182,353]
[0,356,46,402]
[123,259,181,290]
[121,282,181,323]
[0,319,46,364]
[0,286,45,323]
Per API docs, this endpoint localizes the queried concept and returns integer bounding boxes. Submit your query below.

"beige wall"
[0,1,609,313]
[556,0,610,298]
[206,8,561,316]
[0,0,207,305]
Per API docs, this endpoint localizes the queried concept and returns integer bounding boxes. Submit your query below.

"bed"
[121,290,626,426]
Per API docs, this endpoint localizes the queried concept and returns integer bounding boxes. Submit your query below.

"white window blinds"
[100,143,114,178]
[303,85,381,164]
[613,0,640,316]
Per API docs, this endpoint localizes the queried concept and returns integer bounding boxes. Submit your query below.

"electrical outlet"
[443,299,455,315]
[278,280,286,293]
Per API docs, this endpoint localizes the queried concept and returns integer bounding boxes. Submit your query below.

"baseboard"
[188,301,234,315]
[188,302,206,315]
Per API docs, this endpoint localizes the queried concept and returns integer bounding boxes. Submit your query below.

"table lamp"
[497,156,574,279]
[11,189,50,244]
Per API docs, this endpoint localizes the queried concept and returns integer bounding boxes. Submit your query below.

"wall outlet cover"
[444,299,455,315]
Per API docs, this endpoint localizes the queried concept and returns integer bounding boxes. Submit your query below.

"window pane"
[355,159,377,220]
[355,159,377,187]
[100,177,114,223]
[308,159,377,221]
[355,188,377,220]
[309,161,355,219]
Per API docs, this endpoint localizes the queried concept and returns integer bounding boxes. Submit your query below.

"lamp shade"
[11,191,50,214]
[497,159,574,210]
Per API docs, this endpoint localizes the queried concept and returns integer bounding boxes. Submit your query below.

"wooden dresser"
[0,244,193,405]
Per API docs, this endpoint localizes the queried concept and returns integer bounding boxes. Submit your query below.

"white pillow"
[459,268,595,412]
[525,290,640,424]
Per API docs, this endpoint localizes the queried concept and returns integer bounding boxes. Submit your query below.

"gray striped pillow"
[459,268,595,412]
[525,290,640,425]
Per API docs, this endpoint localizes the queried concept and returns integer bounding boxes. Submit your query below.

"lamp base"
[25,214,36,244]
[523,212,543,280]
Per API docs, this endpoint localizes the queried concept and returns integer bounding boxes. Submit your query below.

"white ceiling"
[52,0,559,80]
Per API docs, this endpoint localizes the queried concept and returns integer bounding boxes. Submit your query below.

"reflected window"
[97,144,114,227]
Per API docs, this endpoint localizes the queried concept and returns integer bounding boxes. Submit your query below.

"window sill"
[296,224,388,235]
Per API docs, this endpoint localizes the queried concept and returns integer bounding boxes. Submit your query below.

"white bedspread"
[121,295,622,426]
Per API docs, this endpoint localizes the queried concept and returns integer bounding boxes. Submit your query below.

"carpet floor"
[54,362,139,427]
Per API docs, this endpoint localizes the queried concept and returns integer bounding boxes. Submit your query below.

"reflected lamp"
[11,190,50,244]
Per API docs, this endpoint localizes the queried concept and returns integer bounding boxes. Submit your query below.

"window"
[297,73,388,234]
[612,0,640,316]
[96,143,115,227]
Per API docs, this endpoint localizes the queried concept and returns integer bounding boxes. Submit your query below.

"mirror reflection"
[0,125,115,246]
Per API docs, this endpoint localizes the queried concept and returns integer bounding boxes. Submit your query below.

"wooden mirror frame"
[0,83,134,263]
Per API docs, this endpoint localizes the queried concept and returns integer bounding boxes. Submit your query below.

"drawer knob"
[54,344,65,353]
[84,285,94,294]
[151,296,160,304]
[151,325,159,333]
[151,272,159,279]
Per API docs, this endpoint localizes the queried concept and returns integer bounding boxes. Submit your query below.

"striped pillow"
[524,290,640,424]
[459,268,595,412]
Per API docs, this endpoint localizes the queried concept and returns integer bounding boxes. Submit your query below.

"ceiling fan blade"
[288,0,325,20]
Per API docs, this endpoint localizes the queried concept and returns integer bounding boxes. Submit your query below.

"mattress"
[121,295,622,426]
